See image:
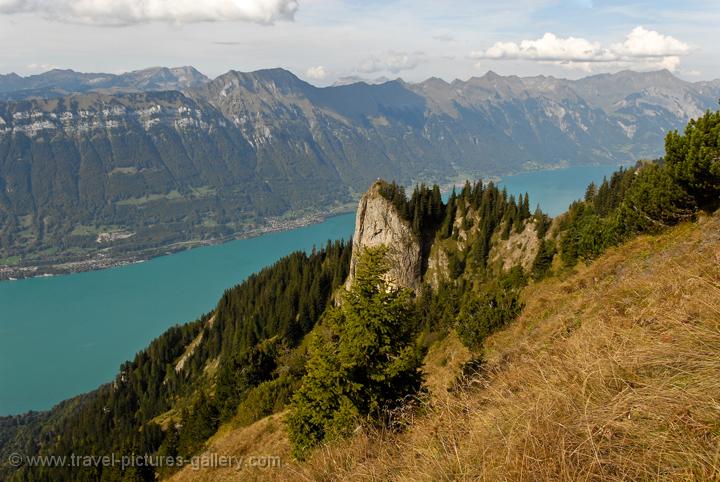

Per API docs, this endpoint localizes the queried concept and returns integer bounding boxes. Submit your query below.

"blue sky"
[0,0,717,83]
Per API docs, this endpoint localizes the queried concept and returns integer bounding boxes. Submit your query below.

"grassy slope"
[169,212,720,481]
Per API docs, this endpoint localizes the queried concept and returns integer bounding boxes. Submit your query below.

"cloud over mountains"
[359,51,426,74]
[471,26,691,72]
[0,0,298,25]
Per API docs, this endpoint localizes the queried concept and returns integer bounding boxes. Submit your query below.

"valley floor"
[0,204,356,280]
[167,210,720,481]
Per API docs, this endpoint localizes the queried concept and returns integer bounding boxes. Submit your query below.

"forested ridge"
[0,240,351,481]
[1,107,718,481]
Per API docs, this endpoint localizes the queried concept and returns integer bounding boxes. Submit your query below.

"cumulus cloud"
[358,51,425,74]
[0,0,298,26]
[476,33,612,62]
[471,26,691,72]
[305,65,327,80]
[610,26,689,59]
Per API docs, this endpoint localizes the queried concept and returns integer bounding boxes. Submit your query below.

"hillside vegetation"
[170,208,720,481]
[166,108,719,480]
[1,108,718,481]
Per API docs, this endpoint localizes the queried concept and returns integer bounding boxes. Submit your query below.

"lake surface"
[0,165,619,415]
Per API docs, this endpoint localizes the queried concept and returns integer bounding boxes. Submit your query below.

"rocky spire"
[346,181,423,292]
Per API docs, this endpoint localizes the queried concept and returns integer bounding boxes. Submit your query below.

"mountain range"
[0,66,718,276]
[0,67,209,101]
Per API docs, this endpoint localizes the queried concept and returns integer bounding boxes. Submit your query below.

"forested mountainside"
[0,89,349,275]
[0,240,352,482]
[0,108,717,481]
[1,68,719,276]
[176,172,720,482]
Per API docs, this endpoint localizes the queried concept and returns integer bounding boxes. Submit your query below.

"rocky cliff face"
[347,182,547,293]
[346,181,423,291]
[489,220,542,273]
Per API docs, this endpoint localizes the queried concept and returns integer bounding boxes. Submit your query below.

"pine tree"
[521,193,531,219]
[531,239,556,280]
[585,182,597,203]
[664,109,720,211]
[287,246,423,459]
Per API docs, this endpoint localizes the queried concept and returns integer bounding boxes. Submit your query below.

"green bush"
[456,287,523,351]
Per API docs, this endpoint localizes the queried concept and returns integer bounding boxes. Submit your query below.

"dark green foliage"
[438,190,457,239]
[377,181,410,219]
[215,341,278,420]
[415,280,464,336]
[287,246,423,459]
[560,202,620,266]
[377,181,445,238]
[664,109,720,211]
[499,265,528,290]
[178,392,219,457]
[456,284,523,351]
[209,239,351,357]
[557,109,720,268]
[378,180,538,280]
[435,181,535,276]
[447,250,466,280]
[531,239,556,280]
[231,373,298,427]
[585,181,597,202]
[616,162,695,234]
[534,205,552,239]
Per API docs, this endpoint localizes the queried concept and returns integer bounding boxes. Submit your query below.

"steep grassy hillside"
[169,210,720,481]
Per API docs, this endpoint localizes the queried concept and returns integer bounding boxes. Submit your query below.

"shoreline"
[0,203,357,282]
[0,163,623,282]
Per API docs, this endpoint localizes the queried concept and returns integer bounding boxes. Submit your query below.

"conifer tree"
[664,108,720,211]
[287,246,423,459]
[585,182,597,203]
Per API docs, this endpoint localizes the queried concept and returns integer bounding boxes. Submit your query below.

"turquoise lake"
[0,165,620,415]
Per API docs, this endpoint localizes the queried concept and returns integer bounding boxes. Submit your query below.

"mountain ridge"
[1,67,719,278]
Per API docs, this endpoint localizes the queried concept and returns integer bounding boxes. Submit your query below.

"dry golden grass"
[170,213,720,482]
[168,412,291,482]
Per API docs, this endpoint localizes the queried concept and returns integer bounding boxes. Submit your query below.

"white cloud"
[0,0,298,26]
[471,26,691,72]
[305,65,327,80]
[610,26,690,59]
[26,62,56,71]
[475,33,612,62]
[358,51,425,74]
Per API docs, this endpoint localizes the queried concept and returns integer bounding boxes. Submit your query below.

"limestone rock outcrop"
[346,181,423,291]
